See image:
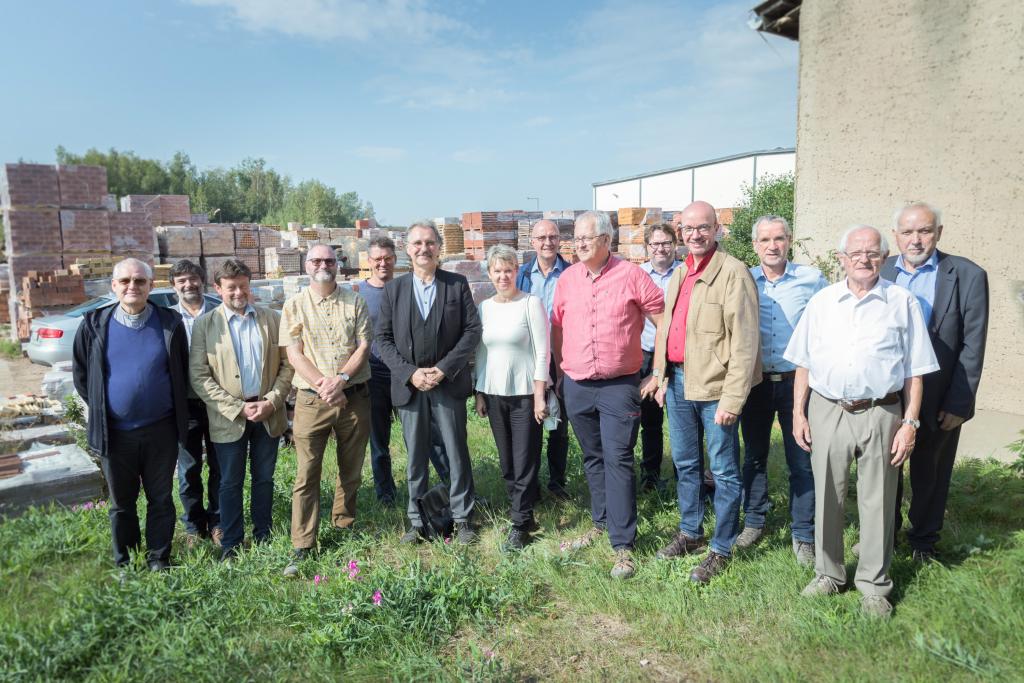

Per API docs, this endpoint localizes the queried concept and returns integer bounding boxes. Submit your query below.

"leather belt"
[243,396,260,402]
[301,382,366,398]
[763,371,795,383]
[826,392,901,413]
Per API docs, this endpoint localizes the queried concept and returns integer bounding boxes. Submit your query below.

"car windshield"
[63,296,114,317]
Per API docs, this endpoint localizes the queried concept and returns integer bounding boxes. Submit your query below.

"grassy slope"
[1,409,1022,682]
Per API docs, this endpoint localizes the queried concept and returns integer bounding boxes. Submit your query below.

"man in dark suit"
[377,220,483,544]
[883,202,989,562]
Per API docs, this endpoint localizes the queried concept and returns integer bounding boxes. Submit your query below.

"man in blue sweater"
[73,258,191,571]
[516,219,572,500]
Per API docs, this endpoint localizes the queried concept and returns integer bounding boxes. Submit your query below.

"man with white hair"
[72,258,191,571]
[785,225,938,617]
[882,202,989,562]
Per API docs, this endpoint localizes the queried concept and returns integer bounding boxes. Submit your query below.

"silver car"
[24,288,221,366]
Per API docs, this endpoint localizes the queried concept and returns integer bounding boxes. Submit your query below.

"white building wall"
[594,180,640,212]
[639,169,693,210]
[753,153,795,181]
[692,157,755,208]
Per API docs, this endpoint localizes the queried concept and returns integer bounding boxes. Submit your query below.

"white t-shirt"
[474,294,550,396]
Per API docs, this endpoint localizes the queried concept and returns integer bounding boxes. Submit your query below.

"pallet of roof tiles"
[195,224,234,256]
[1,164,60,208]
[440,259,488,283]
[200,256,234,285]
[68,256,114,279]
[264,247,302,275]
[109,212,157,254]
[295,229,322,248]
[354,218,377,230]
[233,225,260,250]
[156,225,202,257]
[234,248,263,275]
[617,207,662,226]
[259,226,281,248]
[56,165,108,209]
[0,444,105,518]
[59,209,111,253]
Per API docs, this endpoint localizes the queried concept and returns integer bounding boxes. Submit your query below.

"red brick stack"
[19,271,86,308]
[120,194,191,226]
[59,209,111,267]
[616,207,661,263]
[2,164,64,290]
[109,212,157,264]
[195,224,234,256]
[56,165,108,209]
[233,224,264,277]
[462,211,522,260]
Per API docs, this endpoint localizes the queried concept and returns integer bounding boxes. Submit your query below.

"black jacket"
[882,250,989,429]
[72,303,191,456]
[375,269,482,407]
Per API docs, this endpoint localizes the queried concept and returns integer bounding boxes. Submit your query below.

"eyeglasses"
[647,241,675,250]
[572,234,604,245]
[308,258,337,267]
[680,224,714,236]
[844,251,883,262]
[115,277,149,286]
[532,235,560,242]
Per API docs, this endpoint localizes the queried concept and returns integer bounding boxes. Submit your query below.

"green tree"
[720,172,795,267]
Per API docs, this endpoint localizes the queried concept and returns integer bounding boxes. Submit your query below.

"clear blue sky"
[0,1,798,225]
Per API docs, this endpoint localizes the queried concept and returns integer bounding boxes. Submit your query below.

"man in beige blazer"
[190,259,293,562]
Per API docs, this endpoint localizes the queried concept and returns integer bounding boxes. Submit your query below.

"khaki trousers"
[290,384,370,549]
[809,391,901,597]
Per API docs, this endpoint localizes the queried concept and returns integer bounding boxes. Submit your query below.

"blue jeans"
[214,420,280,552]
[739,376,815,542]
[665,367,742,557]
[177,399,220,535]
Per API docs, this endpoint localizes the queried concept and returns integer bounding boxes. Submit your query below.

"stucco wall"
[793,0,1024,415]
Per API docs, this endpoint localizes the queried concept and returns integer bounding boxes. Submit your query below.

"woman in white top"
[474,244,550,551]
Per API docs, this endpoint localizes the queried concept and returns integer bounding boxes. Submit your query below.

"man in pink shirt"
[551,210,664,580]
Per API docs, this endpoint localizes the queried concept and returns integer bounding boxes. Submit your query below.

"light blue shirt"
[529,258,568,316]
[894,251,938,324]
[174,300,208,347]
[640,260,681,351]
[412,274,437,319]
[751,261,828,372]
[225,304,263,399]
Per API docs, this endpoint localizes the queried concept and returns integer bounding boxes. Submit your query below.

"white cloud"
[353,145,406,161]
[187,0,460,42]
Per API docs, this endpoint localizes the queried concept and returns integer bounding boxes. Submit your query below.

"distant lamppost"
[526,196,540,211]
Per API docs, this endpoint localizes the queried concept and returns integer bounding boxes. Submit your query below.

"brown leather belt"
[243,396,260,402]
[826,392,901,413]
[763,371,796,382]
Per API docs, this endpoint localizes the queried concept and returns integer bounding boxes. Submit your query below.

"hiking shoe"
[801,575,842,597]
[210,527,224,548]
[610,549,636,579]
[655,531,706,559]
[547,485,571,503]
[792,539,816,567]
[689,551,730,584]
[735,526,765,549]
[455,522,478,545]
[399,526,425,545]
[563,526,605,552]
[501,527,529,553]
[283,548,310,578]
[861,595,893,618]
[912,548,937,564]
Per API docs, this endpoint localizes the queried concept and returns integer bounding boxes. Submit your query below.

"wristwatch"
[901,418,920,429]
[338,372,350,382]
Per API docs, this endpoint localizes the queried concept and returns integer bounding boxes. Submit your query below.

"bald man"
[650,201,761,584]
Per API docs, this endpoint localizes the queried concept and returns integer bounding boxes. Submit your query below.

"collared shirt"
[279,285,372,390]
[529,257,568,316]
[112,302,154,329]
[894,251,939,324]
[174,300,208,346]
[551,255,664,381]
[412,274,437,319]
[225,304,263,399]
[640,259,681,352]
[783,278,939,400]
[666,246,716,363]
[751,261,828,372]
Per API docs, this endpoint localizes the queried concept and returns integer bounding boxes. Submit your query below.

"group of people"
[72,199,987,618]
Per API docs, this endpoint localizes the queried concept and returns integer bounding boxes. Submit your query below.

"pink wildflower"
[83,501,94,511]
[348,560,360,580]
[484,649,495,661]
[372,590,383,606]
[444,536,452,544]
[313,574,326,586]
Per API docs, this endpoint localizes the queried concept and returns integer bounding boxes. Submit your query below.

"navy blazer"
[882,250,989,429]
[375,268,483,407]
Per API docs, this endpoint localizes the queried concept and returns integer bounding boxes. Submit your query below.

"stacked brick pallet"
[462,211,524,261]
[69,256,113,279]
[433,217,463,256]
[120,194,191,225]
[17,271,87,338]
[1,164,64,293]
[233,223,263,277]
[153,263,172,288]
[616,207,662,263]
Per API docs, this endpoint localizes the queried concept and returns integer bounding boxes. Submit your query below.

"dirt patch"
[0,355,49,397]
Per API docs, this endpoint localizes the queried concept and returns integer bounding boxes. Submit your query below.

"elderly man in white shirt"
[784,224,938,618]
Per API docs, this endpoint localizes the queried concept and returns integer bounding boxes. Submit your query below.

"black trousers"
[102,416,179,565]
[485,394,542,527]
[630,350,664,481]
[177,398,219,534]
[894,422,962,551]
[545,355,569,490]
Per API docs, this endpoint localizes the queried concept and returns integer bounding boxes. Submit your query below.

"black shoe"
[547,485,571,502]
[400,526,425,545]
[656,531,707,559]
[220,546,239,563]
[689,551,730,584]
[502,526,530,553]
[379,494,397,507]
[455,521,478,545]
[640,476,660,493]
[148,559,171,573]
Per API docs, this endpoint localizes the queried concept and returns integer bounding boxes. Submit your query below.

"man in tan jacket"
[649,200,761,584]
[190,259,293,562]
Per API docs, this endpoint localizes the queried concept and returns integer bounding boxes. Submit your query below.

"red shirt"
[551,255,664,381]
[666,245,717,363]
